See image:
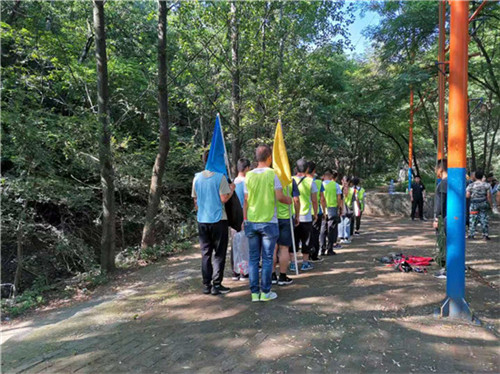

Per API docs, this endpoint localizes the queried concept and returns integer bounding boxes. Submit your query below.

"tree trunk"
[141,0,171,250]
[412,150,421,178]
[230,1,241,170]
[487,118,499,174]
[93,0,116,272]
[467,101,477,171]
[14,200,28,296]
[417,90,437,147]
[482,114,490,172]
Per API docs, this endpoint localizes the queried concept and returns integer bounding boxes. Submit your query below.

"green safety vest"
[358,187,365,210]
[246,169,276,222]
[345,187,355,209]
[324,181,339,208]
[293,175,313,217]
[314,179,323,214]
[277,183,294,219]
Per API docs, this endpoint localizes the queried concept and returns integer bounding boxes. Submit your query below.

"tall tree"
[141,0,171,250]
[229,1,241,168]
[93,0,116,272]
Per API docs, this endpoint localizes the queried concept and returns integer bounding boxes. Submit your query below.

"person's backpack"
[225,192,243,232]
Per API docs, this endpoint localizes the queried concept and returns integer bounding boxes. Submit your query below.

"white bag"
[232,230,249,275]
[354,201,361,217]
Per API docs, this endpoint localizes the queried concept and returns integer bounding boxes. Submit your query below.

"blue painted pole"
[439,0,476,322]
[408,168,412,193]
[446,168,466,302]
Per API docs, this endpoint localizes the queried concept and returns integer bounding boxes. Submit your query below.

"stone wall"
[363,192,434,217]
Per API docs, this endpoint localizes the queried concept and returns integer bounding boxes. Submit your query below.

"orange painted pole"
[440,0,476,322]
[408,88,414,191]
[437,0,446,163]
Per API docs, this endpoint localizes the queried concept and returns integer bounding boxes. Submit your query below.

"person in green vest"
[290,158,318,272]
[320,170,343,255]
[306,161,326,262]
[244,145,292,302]
[349,177,366,236]
[339,175,352,244]
[272,178,300,286]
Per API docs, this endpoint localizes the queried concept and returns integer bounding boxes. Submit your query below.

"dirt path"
[1,217,499,373]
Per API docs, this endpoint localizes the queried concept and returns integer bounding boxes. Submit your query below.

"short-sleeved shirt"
[234,176,245,207]
[411,182,425,200]
[467,181,490,202]
[291,179,300,198]
[192,170,231,220]
[244,167,282,223]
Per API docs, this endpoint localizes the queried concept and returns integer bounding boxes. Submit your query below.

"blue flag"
[205,115,228,177]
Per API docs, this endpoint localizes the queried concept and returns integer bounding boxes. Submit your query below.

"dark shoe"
[278,275,293,286]
[272,272,278,285]
[203,285,211,295]
[232,273,240,281]
[212,284,230,295]
[467,235,475,240]
[484,235,491,241]
[333,244,342,249]
[326,250,337,256]
[310,256,324,263]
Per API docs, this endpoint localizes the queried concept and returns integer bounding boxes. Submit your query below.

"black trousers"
[310,214,323,259]
[320,215,338,253]
[411,198,424,219]
[198,220,229,287]
[350,213,362,234]
[293,221,312,254]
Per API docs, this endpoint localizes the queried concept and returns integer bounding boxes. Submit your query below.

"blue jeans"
[338,215,351,239]
[244,221,279,294]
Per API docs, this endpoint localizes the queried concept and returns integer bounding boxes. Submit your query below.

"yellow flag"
[272,120,292,187]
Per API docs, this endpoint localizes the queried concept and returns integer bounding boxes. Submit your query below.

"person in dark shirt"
[410,175,426,220]
[433,161,447,270]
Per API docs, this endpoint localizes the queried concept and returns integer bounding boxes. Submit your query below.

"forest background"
[1,0,499,315]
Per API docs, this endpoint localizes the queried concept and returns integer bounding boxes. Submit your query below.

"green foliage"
[1,277,53,318]
[1,0,498,308]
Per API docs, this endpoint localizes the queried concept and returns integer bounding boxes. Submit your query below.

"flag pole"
[287,186,299,275]
[217,113,233,180]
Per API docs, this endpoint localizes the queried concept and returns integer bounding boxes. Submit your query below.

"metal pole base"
[434,297,481,325]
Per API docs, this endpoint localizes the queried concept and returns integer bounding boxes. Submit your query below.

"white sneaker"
[343,239,352,244]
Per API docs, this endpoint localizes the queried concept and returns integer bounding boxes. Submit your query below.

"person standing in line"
[291,158,318,272]
[244,145,292,302]
[350,177,366,235]
[486,173,499,214]
[234,158,250,207]
[192,151,235,295]
[320,170,342,255]
[467,170,492,240]
[339,175,352,244]
[466,172,476,228]
[410,175,426,221]
[272,178,300,286]
[433,160,448,272]
[231,158,251,281]
[306,161,326,263]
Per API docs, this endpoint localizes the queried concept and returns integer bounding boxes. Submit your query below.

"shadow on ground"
[1,217,499,373]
